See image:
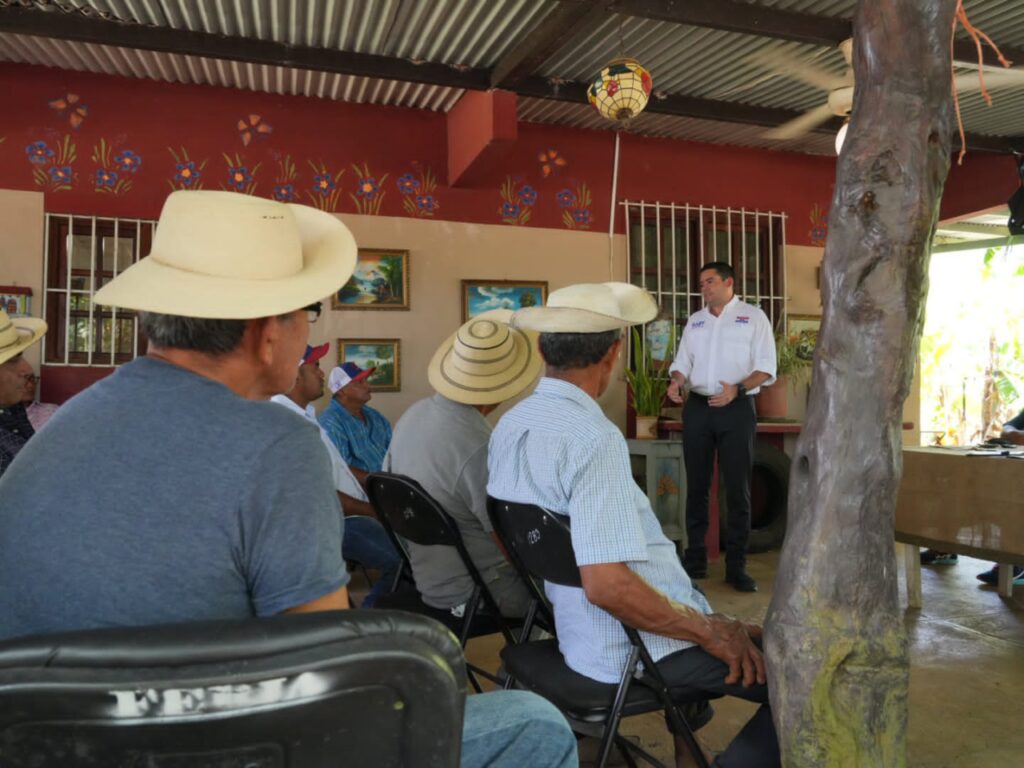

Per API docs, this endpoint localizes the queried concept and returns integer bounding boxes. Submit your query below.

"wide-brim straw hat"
[429,309,543,405]
[94,191,358,319]
[0,309,47,366]
[511,282,658,332]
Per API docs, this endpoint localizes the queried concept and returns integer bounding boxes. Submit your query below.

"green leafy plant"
[776,330,812,379]
[625,326,670,417]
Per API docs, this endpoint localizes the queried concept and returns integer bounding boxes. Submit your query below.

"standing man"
[272,342,402,607]
[320,362,391,486]
[667,262,776,592]
[0,309,47,478]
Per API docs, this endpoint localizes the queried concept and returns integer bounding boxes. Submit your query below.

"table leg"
[901,543,922,609]
[997,562,1014,598]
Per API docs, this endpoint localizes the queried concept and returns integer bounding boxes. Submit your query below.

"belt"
[688,391,750,401]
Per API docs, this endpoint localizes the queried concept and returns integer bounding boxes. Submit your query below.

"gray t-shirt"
[0,356,348,643]
[385,394,529,615]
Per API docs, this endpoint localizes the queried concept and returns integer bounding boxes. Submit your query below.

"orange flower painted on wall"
[557,182,592,230]
[306,160,345,212]
[167,146,207,190]
[396,166,440,218]
[27,135,77,192]
[48,93,88,130]
[237,114,273,146]
[351,163,388,215]
[538,149,567,178]
[91,138,140,196]
[498,177,536,226]
[809,203,828,246]
[221,153,261,195]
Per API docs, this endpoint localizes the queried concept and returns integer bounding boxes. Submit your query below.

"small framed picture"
[337,338,401,392]
[332,248,410,310]
[787,314,821,362]
[0,286,32,316]
[461,280,548,322]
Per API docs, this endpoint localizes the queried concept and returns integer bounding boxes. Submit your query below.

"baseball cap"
[328,362,375,393]
[300,342,330,366]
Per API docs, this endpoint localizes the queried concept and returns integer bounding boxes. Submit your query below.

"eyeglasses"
[18,373,38,384]
[304,302,323,324]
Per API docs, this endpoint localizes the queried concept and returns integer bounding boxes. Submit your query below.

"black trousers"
[682,393,757,569]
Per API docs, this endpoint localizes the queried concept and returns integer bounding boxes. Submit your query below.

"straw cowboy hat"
[94,191,358,319]
[511,282,658,333]
[429,310,543,405]
[0,309,46,366]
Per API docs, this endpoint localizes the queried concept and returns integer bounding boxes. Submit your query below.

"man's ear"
[240,316,279,368]
[603,337,623,368]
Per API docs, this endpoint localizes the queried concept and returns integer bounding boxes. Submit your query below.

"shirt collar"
[535,377,606,418]
[270,394,316,423]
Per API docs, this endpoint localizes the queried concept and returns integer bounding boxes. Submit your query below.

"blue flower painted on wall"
[92,138,138,195]
[517,185,537,206]
[397,166,440,218]
[351,162,388,215]
[95,168,118,188]
[397,173,420,195]
[168,147,208,191]
[499,176,535,226]
[306,160,344,211]
[25,141,54,164]
[48,166,73,185]
[559,182,592,231]
[114,149,141,173]
[28,135,76,192]
[221,153,260,195]
[273,183,295,202]
[556,189,577,208]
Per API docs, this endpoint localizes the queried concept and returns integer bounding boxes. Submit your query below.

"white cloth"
[270,395,367,501]
[668,295,777,396]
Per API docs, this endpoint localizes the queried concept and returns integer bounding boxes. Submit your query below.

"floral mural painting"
[809,203,828,246]
[498,177,537,226]
[538,149,567,178]
[351,162,388,215]
[221,153,261,195]
[167,146,207,190]
[48,93,88,130]
[272,154,298,202]
[557,182,592,230]
[306,160,344,212]
[396,166,440,218]
[237,114,273,146]
[27,135,76,192]
[90,138,141,196]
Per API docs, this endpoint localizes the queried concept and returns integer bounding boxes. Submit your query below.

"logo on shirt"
[691,320,706,329]
[527,528,541,545]
[735,316,750,324]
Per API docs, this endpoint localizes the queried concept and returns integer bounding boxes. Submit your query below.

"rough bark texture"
[764,1,956,766]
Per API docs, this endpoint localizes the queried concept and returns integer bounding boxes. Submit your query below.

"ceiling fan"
[748,38,1024,142]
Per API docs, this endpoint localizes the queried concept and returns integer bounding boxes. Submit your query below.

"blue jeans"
[341,516,402,608]
[461,691,577,768]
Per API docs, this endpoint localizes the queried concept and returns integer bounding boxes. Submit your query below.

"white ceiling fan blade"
[763,102,836,140]
[747,49,847,92]
[953,68,1024,93]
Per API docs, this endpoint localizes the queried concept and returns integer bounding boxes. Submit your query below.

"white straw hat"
[511,282,658,332]
[428,309,543,405]
[0,309,46,366]
[94,191,357,319]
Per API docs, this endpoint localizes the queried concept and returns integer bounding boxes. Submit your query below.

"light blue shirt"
[487,377,711,683]
[318,399,392,473]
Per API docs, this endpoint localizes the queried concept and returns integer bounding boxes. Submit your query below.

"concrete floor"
[445,551,1023,767]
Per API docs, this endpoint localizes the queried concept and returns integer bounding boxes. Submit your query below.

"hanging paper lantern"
[587,58,652,123]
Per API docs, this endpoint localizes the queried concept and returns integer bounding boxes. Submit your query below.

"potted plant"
[755,328,812,419]
[625,326,670,439]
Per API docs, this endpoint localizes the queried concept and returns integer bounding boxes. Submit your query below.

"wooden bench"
[896,447,1024,607]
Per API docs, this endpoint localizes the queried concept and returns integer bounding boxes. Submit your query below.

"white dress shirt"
[270,394,367,501]
[668,296,777,396]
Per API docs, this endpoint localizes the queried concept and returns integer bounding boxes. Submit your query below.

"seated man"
[0,191,576,768]
[386,310,541,617]
[272,342,402,608]
[488,282,779,768]
[0,309,47,478]
[19,363,58,432]
[320,362,392,486]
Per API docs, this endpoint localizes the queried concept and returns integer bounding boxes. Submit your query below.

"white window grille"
[43,214,157,366]
[622,201,788,336]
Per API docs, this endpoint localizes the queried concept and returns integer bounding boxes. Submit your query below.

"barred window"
[44,214,156,366]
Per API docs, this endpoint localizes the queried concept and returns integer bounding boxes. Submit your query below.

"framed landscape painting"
[332,249,409,310]
[787,314,821,362]
[337,338,401,392]
[461,280,548,322]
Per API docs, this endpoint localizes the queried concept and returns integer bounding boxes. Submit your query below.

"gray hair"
[139,312,248,355]
[538,330,621,370]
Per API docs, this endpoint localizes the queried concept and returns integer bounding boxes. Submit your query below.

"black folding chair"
[0,611,465,768]
[487,497,715,768]
[366,472,517,692]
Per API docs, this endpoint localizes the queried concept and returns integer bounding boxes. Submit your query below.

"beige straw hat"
[511,282,658,332]
[428,310,543,405]
[94,191,358,319]
[0,309,47,366]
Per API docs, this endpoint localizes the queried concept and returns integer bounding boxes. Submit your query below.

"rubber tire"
[718,440,791,553]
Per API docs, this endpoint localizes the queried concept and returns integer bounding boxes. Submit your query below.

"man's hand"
[708,381,738,407]
[667,374,686,404]
[700,613,765,686]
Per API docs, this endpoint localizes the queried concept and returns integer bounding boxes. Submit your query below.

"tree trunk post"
[765,1,957,765]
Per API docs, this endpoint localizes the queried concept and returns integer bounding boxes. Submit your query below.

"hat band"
[0,323,27,351]
[438,336,537,393]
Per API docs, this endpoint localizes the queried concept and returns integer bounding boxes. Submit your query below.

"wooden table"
[896,447,1024,605]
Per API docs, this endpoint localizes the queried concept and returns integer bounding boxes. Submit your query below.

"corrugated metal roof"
[0,32,465,110]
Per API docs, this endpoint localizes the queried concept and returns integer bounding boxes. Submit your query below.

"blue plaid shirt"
[488,377,711,684]
[318,399,392,473]
[0,403,34,479]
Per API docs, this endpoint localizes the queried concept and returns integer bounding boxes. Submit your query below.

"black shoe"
[683,559,708,579]
[726,570,758,592]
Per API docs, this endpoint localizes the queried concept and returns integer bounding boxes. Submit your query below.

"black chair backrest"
[0,610,464,768]
[366,472,461,548]
[487,498,582,588]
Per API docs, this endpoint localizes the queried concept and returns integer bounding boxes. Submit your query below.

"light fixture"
[587,58,652,123]
[835,120,849,155]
